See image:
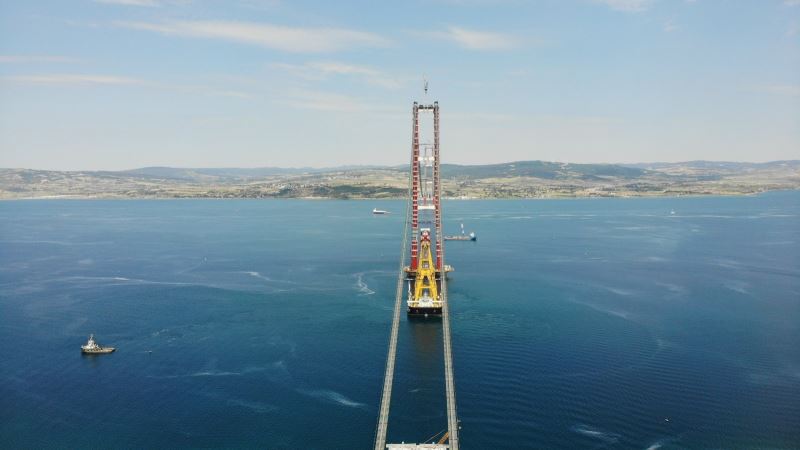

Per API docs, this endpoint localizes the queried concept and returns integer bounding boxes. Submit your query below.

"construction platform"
[405,265,454,316]
[387,445,448,449]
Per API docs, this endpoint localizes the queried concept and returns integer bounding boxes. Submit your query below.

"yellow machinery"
[407,229,442,315]
[414,230,439,302]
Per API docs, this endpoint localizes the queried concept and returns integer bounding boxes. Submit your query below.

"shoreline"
[2,188,796,201]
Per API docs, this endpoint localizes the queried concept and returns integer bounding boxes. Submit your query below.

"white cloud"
[306,61,379,76]
[94,0,161,6]
[0,55,78,64]
[272,61,402,88]
[421,26,517,50]
[237,0,282,10]
[280,89,403,113]
[283,90,370,112]
[2,74,142,85]
[788,21,800,37]
[116,20,390,53]
[1,73,251,98]
[590,0,653,12]
[429,0,518,4]
[761,84,800,96]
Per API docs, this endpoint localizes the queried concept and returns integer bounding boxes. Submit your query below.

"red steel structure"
[410,103,420,270]
[409,101,442,271]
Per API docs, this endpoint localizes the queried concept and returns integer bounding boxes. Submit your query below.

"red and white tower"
[406,101,448,316]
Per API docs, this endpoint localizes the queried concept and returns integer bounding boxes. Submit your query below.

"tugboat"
[81,334,115,354]
[444,223,476,241]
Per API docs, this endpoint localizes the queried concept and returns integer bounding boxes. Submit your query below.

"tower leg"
[410,103,420,270]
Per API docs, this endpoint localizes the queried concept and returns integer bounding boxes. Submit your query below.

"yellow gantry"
[413,233,439,302]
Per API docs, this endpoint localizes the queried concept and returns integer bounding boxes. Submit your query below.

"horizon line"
[3,159,799,173]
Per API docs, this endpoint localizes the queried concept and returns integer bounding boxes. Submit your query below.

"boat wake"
[606,286,635,297]
[723,280,750,295]
[188,365,268,378]
[242,271,296,284]
[202,391,279,414]
[645,435,683,450]
[571,424,620,444]
[297,388,366,408]
[244,271,272,281]
[190,370,242,377]
[226,398,278,414]
[354,273,375,296]
[59,276,190,286]
[645,439,666,450]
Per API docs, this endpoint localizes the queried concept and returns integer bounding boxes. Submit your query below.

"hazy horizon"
[3,157,800,173]
[1,1,799,170]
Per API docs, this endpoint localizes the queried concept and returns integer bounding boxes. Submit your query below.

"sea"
[1,191,798,449]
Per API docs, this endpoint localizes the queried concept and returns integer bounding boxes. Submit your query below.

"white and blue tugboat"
[81,334,115,354]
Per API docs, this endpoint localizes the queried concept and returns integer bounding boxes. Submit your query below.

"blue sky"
[0,0,798,170]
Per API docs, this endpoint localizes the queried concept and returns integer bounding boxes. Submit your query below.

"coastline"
[3,161,797,201]
[2,188,797,201]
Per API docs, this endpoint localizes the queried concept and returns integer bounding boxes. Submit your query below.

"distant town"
[1,160,798,200]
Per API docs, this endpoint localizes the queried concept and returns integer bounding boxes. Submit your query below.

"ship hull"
[407,306,442,316]
[82,347,115,354]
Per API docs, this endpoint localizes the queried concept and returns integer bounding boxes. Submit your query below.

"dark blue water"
[1,193,799,449]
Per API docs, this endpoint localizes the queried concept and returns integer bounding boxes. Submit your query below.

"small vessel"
[372,208,389,215]
[81,334,115,354]
[670,210,676,215]
[444,223,476,241]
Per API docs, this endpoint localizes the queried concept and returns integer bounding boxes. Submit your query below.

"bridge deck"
[374,223,410,450]
[374,275,458,450]
[440,275,459,450]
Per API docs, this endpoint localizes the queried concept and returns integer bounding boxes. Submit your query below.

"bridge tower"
[406,102,450,316]
[374,101,459,450]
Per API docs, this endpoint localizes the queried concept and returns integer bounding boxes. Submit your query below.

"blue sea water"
[1,192,799,449]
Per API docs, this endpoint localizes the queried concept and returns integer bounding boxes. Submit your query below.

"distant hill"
[622,160,800,171]
[118,161,649,182]
[1,160,798,199]
[440,161,648,180]
[122,166,357,181]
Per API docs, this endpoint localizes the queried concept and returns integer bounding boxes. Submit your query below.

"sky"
[0,0,798,170]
